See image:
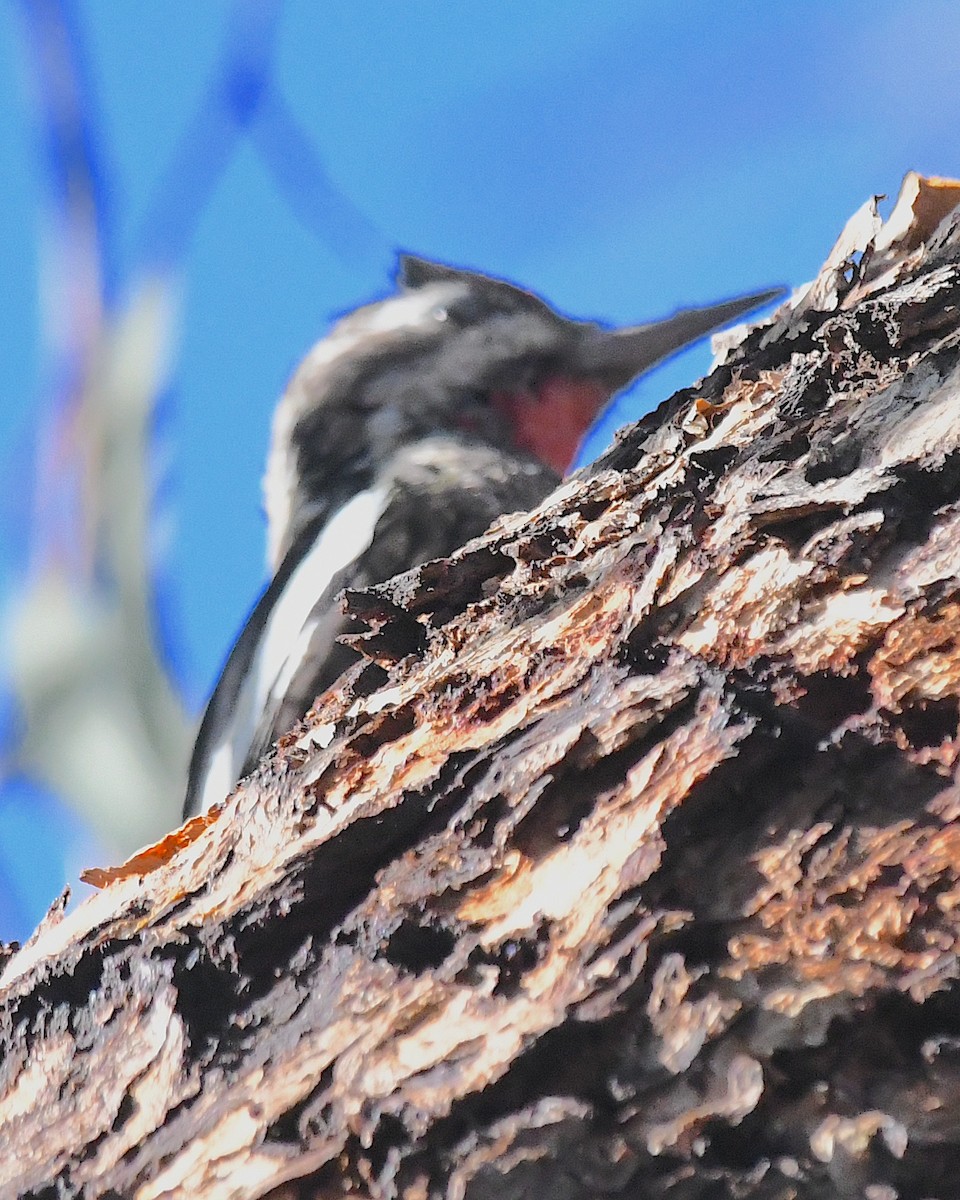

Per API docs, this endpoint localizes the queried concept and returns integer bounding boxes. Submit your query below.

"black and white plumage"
[184,257,780,817]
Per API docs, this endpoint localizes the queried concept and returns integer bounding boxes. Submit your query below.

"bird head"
[265,256,781,570]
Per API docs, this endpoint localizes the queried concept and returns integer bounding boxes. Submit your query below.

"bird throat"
[490,375,612,475]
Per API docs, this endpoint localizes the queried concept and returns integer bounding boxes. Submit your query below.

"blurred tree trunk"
[5,175,960,1200]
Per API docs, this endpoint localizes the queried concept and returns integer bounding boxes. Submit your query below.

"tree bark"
[5,173,960,1199]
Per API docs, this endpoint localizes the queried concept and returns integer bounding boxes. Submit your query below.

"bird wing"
[184,485,389,818]
[184,438,556,817]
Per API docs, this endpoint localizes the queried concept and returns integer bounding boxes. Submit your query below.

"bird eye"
[428,298,478,327]
[444,293,490,326]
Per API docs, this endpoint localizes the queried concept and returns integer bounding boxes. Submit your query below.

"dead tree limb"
[6,173,960,1199]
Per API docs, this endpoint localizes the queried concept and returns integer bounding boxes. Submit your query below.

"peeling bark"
[6,174,960,1198]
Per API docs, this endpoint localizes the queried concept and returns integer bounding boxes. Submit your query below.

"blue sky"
[1,0,959,938]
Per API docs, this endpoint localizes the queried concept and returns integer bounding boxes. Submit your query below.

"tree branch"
[5,173,960,1199]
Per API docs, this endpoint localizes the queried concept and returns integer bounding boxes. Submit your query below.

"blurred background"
[1,0,957,940]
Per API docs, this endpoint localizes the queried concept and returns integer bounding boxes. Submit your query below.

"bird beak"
[573,287,785,385]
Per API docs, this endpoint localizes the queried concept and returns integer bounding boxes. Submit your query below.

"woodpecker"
[184,256,779,817]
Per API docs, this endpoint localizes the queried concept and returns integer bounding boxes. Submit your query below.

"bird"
[184,256,780,817]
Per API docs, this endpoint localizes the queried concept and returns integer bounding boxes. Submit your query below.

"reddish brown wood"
[5,174,960,1199]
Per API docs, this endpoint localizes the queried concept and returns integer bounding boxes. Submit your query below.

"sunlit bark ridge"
[5,174,960,1199]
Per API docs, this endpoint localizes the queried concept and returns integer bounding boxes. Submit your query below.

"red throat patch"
[491,375,612,475]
